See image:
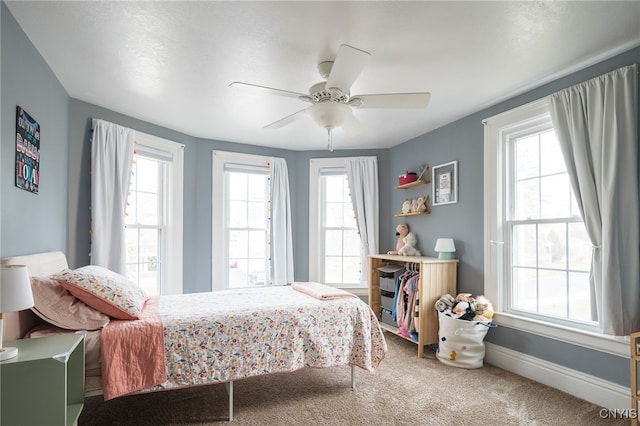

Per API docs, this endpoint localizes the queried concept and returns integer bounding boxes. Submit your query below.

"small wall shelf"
[395,179,429,190]
[395,211,429,217]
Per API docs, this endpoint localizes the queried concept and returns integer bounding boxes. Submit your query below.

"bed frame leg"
[225,381,234,422]
[351,365,356,390]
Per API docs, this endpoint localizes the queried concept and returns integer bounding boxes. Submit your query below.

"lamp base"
[0,347,18,361]
[438,252,454,260]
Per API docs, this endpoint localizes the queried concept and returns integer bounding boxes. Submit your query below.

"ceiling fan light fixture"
[317,61,333,79]
[309,102,350,129]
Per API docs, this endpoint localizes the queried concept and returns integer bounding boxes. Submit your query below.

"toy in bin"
[434,293,496,369]
[398,171,418,185]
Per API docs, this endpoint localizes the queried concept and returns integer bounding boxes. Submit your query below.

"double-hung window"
[212,151,271,290]
[484,99,606,346]
[309,158,362,288]
[125,133,183,296]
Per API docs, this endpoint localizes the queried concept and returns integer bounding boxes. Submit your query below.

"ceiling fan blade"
[264,107,310,129]
[325,44,371,93]
[229,82,307,100]
[342,109,363,135]
[352,93,431,109]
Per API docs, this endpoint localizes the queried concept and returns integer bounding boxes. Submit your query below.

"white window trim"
[134,131,184,295]
[308,157,364,289]
[483,99,628,357]
[212,151,271,291]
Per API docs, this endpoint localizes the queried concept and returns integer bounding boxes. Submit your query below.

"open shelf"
[368,254,457,358]
[395,179,429,190]
[394,211,429,217]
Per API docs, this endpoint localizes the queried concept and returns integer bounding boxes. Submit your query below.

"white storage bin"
[436,312,495,369]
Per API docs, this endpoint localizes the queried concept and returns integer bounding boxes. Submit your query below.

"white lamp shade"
[308,102,350,129]
[434,238,456,253]
[0,265,34,313]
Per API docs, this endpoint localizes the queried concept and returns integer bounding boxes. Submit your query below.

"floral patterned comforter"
[103,286,387,398]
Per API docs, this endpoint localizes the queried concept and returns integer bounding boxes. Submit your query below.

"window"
[309,158,363,288]
[212,151,271,290]
[125,133,183,296]
[484,99,605,343]
[508,129,592,324]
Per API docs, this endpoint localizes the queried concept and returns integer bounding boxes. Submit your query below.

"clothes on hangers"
[392,264,420,342]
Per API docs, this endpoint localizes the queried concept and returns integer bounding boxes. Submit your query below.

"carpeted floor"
[79,331,628,425]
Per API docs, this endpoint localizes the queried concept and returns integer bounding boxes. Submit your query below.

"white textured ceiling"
[6,1,640,151]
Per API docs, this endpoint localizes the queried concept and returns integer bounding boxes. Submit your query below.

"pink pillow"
[30,276,110,330]
[52,265,148,320]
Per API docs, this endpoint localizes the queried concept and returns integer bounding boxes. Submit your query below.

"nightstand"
[1,332,85,426]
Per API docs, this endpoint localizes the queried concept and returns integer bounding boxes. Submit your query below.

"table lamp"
[434,238,456,260]
[0,265,34,361]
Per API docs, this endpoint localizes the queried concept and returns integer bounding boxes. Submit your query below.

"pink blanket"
[100,296,166,400]
[291,281,358,300]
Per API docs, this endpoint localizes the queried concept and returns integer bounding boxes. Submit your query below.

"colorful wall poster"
[15,106,40,194]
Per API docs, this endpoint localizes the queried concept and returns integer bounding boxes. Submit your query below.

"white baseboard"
[485,342,630,410]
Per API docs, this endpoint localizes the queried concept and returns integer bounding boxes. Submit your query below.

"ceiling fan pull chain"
[327,128,334,152]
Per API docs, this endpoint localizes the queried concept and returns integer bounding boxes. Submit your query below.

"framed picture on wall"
[432,160,458,206]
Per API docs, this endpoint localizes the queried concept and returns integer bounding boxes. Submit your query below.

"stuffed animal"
[401,199,412,214]
[434,293,455,313]
[387,223,421,256]
[455,293,474,303]
[388,223,408,254]
[415,196,428,213]
[451,293,476,320]
[473,295,495,322]
[411,198,419,213]
[398,231,421,256]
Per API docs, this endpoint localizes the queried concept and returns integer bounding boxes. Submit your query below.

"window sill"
[492,312,629,358]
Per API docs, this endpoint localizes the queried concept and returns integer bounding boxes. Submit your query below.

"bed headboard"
[0,251,69,340]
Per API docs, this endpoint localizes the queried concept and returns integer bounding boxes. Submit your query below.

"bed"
[1,251,387,421]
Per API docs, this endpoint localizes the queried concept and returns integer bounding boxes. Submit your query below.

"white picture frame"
[432,160,458,206]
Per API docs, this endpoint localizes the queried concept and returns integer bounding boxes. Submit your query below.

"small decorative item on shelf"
[401,199,412,214]
[396,195,431,217]
[398,171,418,185]
[412,195,429,213]
[417,163,429,182]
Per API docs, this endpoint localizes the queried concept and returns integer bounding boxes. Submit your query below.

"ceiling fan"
[230,44,431,151]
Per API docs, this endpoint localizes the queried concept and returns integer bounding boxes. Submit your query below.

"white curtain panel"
[90,118,136,275]
[345,156,379,285]
[547,64,639,336]
[270,158,294,285]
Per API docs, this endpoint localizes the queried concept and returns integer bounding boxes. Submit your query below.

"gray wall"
[1,3,69,257]
[2,0,637,389]
[388,46,640,387]
[67,102,387,294]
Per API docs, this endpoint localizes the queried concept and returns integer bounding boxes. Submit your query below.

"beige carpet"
[79,332,627,425]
